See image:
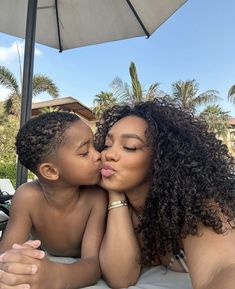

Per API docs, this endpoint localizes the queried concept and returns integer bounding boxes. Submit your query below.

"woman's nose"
[102,147,119,161]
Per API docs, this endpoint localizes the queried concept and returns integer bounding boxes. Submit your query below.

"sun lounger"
[48,256,193,289]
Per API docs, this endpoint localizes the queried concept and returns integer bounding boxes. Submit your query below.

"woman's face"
[101,116,152,193]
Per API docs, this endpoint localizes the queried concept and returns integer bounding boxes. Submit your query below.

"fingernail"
[23,285,30,289]
[38,251,45,258]
[0,253,5,261]
[13,243,21,249]
[31,264,37,274]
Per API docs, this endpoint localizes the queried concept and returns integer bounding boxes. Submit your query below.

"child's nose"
[93,150,101,162]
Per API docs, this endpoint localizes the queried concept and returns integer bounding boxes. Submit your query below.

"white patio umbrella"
[0,0,187,186]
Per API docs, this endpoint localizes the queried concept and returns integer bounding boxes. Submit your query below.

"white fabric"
[0,179,15,195]
[0,0,187,51]
[48,256,193,289]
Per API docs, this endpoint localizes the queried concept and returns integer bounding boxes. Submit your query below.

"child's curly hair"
[16,112,80,174]
[95,98,235,264]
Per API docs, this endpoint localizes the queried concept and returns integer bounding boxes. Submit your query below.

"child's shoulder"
[14,179,41,200]
[81,185,107,205]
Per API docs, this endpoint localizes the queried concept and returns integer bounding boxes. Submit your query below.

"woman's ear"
[38,163,59,181]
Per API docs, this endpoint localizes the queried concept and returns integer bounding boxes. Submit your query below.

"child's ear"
[38,163,59,180]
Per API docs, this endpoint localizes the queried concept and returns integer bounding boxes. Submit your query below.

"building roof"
[229,118,235,126]
[32,97,96,121]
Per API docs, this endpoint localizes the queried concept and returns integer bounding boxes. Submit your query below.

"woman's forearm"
[55,256,101,289]
[100,191,141,288]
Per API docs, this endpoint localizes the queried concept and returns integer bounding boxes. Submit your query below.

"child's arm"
[0,187,107,289]
[0,184,33,253]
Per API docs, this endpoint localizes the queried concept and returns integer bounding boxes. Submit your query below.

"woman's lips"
[101,164,116,177]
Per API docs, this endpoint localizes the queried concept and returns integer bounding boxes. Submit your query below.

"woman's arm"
[183,223,235,289]
[99,190,141,289]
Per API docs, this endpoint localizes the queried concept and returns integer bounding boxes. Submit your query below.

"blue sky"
[0,0,235,115]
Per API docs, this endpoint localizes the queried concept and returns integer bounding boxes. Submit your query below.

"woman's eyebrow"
[122,134,145,143]
[107,132,145,143]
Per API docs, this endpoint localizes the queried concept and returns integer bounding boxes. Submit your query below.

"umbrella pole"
[16,0,38,188]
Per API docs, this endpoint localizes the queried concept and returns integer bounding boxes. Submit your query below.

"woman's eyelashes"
[103,143,137,152]
[123,146,137,151]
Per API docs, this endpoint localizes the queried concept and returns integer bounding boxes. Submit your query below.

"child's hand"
[0,240,45,277]
[12,239,42,250]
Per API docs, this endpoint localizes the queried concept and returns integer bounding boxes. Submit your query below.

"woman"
[96,99,235,289]
[0,99,235,289]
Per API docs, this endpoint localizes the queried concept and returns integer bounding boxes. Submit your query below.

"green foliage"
[93,91,116,118]
[170,79,219,114]
[39,106,61,113]
[0,117,18,163]
[0,162,35,189]
[0,66,59,117]
[111,61,160,106]
[0,162,16,188]
[228,85,235,105]
[200,105,230,138]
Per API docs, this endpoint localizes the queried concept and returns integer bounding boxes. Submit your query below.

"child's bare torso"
[29,183,95,257]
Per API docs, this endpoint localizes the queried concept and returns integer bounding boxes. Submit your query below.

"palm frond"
[192,90,219,106]
[129,62,142,102]
[228,85,235,104]
[110,77,131,103]
[0,66,19,94]
[32,75,59,98]
[145,83,160,101]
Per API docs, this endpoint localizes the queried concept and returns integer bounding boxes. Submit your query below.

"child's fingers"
[0,262,37,275]
[0,283,30,289]
[0,269,31,287]
[0,248,45,263]
[12,240,41,249]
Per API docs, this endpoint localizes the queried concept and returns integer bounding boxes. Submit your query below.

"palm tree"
[93,91,116,118]
[199,104,230,138]
[0,66,59,117]
[39,106,61,113]
[228,85,235,105]
[170,79,219,114]
[111,61,160,106]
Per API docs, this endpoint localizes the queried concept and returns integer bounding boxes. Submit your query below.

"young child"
[0,111,107,289]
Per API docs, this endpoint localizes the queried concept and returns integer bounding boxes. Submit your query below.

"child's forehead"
[66,120,94,138]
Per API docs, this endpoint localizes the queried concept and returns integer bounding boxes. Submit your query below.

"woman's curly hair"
[95,98,235,264]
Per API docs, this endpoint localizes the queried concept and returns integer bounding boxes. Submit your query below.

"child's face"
[55,120,101,185]
[101,116,152,193]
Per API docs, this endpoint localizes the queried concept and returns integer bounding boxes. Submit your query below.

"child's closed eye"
[79,151,89,157]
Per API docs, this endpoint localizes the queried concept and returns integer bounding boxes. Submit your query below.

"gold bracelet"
[108,200,128,211]
[108,203,128,211]
[109,200,127,206]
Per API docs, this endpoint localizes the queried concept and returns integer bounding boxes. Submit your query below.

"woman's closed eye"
[123,146,137,151]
